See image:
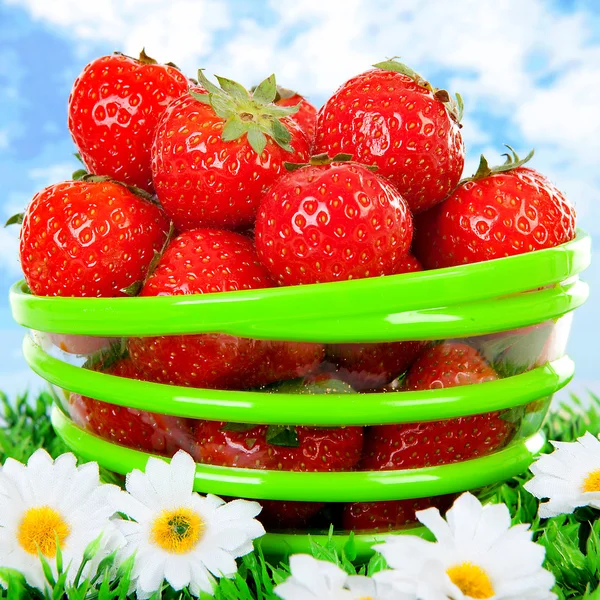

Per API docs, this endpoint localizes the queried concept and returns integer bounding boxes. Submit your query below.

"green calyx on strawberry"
[284,152,377,173]
[191,70,300,156]
[413,144,576,269]
[373,57,464,124]
[465,145,535,184]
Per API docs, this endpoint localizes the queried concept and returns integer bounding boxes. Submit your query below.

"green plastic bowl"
[9,232,592,558]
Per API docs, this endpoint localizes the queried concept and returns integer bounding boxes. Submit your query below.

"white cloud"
[0,130,8,149]
[28,162,76,188]
[6,0,230,74]
[0,227,21,278]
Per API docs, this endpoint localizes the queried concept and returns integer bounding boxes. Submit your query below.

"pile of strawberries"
[13,50,577,532]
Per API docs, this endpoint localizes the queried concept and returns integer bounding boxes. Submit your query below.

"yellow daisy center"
[583,469,600,492]
[17,506,71,557]
[447,562,495,599]
[150,507,204,554]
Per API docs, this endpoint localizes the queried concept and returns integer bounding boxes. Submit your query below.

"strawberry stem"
[465,146,535,183]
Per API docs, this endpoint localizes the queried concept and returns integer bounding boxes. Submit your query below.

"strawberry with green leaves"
[314,59,465,213]
[68,50,189,193]
[414,148,576,269]
[255,154,413,285]
[127,228,275,389]
[18,178,170,297]
[151,72,310,231]
[343,342,514,531]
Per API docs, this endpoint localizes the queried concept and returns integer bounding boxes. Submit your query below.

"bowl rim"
[9,231,591,341]
[33,336,573,423]
[51,405,544,502]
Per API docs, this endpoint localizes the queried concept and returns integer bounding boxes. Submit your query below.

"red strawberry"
[343,495,455,532]
[345,342,513,532]
[314,59,465,213]
[403,341,498,391]
[68,51,188,193]
[324,341,425,392]
[19,179,169,297]
[151,73,310,231]
[241,342,325,389]
[255,156,413,285]
[394,253,423,274]
[195,420,363,528]
[324,255,425,391]
[258,500,325,530]
[413,148,576,269]
[127,229,274,389]
[275,87,317,144]
[195,421,362,471]
[69,357,196,457]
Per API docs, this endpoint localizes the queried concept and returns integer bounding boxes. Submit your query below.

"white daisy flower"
[116,450,265,598]
[274,554,408,600]
[374,492,556,600]
[0,449,124,591]
[524,431,600,518]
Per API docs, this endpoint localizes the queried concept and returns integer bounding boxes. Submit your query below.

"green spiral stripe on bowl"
[51,405,544,502]
[9,232,591,342]
[29,338,573,425]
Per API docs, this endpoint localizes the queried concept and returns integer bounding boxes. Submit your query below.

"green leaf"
[221,423,257,432]
[196,69,223,96]
[215,75,250,102]
[210,94,237,120]
[373,58,432,90]
[74,152,83,164]
[222,117,248,142]
[252,74,277,105]
[72,168,88,181]
[189,90,212,105]
[283,161,306,172]
[271,118,291,146]
[472,154,492,180]
[266,425,299,447]
[247,126,267,156]
[4,213,23,227]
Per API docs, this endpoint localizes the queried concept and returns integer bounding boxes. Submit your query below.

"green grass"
[2,391,600,598]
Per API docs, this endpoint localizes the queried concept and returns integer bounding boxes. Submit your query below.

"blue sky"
[0,0,599,398]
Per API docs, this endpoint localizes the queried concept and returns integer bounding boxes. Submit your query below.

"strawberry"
[196,376,358,528]
[342,495,455,532]
[413,148,576,269]
[323,254,425,391]
[151,73,310,231]
[403,341,499,391]
[314,59,465,213]
[195,419,362,528]
[127,229,274,389]
[394,253,423,274]
[255,155,413,285]
[18,179,169,297]
[275,87,317,145]
[195,421,362,471]
[241,342,325,389]
[324,341,425,392]
[344,342,513,531]
[69,357,196,457]
[68,51,188,193]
